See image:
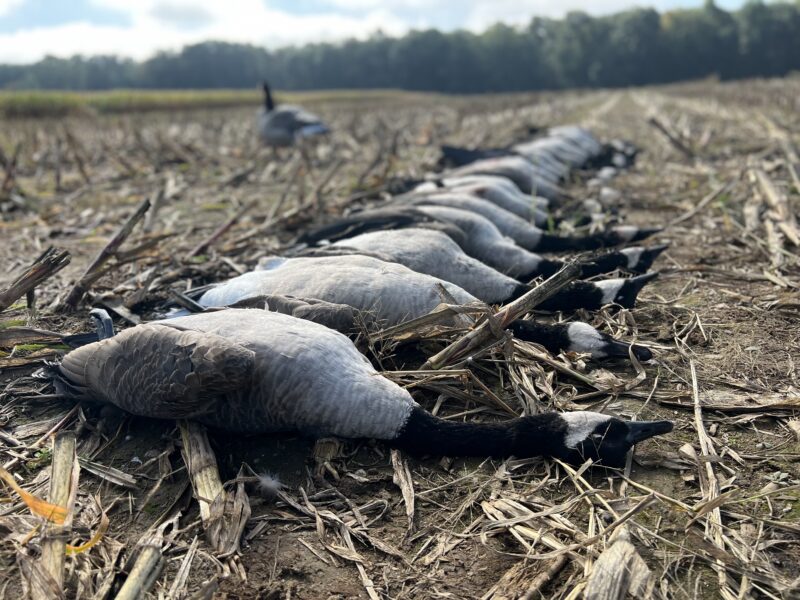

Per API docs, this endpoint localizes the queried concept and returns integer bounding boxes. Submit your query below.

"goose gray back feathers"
[199,254,478,327]
[411,205,544,279]
[445,156,563,198]
[433,183,550,225]
[58,309,416,438]
[259,105,328,147]
[406,192,546,249]
[331,228,521,303]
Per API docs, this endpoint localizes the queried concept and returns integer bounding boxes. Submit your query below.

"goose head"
[607,225,662,245]
[596,272,659,308]
[564,322,652,361]
[620,244,669,273]
[515,411,673,467]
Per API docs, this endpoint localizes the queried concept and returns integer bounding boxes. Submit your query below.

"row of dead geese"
[52,108,673,468]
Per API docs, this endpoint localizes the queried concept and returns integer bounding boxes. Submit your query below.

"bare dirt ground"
[1,79,799,599]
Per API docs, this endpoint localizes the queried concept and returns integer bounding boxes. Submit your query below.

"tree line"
[2,1,800,92]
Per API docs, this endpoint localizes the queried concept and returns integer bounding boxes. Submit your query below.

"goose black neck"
[537,281,603,311]
[263,82,275,111]
[518,258,563,281]
[391,406,559,459]
[578,252,627,278]
[536,233,605,252]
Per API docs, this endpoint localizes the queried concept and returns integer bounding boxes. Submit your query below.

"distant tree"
[2,3,800,92]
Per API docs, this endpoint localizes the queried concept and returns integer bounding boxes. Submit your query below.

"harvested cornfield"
[0,80,798,599]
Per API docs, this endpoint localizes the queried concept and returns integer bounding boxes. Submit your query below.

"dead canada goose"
[325,227,667,302]
[52,309,672,466]
[444,155,564,198]
[199,252,655,359]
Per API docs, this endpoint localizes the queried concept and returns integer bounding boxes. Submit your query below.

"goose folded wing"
[57,323,255,420]
[272,107,325,130]
[228,293,366,333]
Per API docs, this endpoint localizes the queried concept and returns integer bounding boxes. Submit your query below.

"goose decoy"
[258,81,330,148]
[326,227,667,301]
[51,309,672,466]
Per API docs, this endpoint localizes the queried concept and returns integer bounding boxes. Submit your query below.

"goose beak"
[631,244,670,273]
[630,227,663,242]
[614,271,659,309]
[625,420,674,444]
[628,271,659,293]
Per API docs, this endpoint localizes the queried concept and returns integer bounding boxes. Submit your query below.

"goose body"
[439,146,566,183]
[58,309,414,438]
[513,137,591,168]
[410,181,550,226]
[320,226,658,311]
[330,228,524,304]
[410,205,548,279]
[198,254,477,327]
[258,82,329,147]
[54,309,672,466]
[445,156,564,198]
[406,193,550,250]
[404,195,660,253]
[298,206,665,282]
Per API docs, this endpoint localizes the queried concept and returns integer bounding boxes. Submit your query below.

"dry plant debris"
[0,81,798,599]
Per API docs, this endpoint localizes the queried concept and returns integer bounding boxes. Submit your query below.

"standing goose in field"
[199,253,655,358]
[325,227,667,305]
[258,81,330,148]
[51,309,672,467]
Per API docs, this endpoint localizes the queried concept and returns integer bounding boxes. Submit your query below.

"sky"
[0,0,745,65]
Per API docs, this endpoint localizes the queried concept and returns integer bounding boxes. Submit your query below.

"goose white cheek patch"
[414,181,439,193]
[596,279,625,305]
[566,322,608,357]
[613,225,639,243]
[561,412,613,448]
[621,247,645,270]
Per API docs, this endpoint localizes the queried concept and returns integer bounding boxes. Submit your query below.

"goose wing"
[56,323,255,420]
[297,207,429,244]
[269,106,327,133]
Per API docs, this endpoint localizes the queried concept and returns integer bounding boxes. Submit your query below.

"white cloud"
[0,0,23,16]
[0,0,410,63]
